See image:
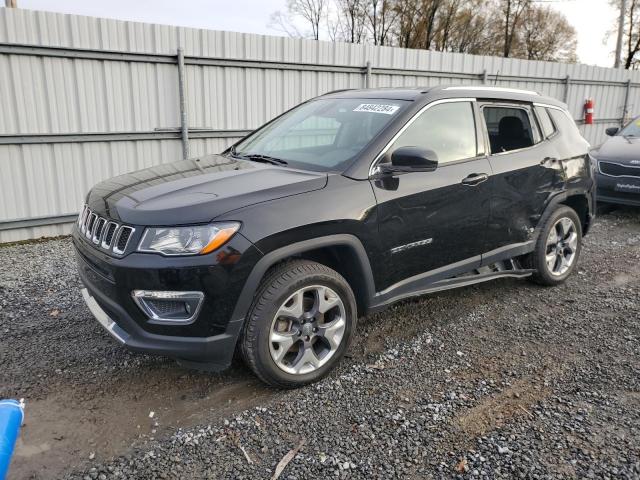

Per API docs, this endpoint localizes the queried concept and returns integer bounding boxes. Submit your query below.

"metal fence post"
[563,75,571,103]
[482,69,488,85]
[622,78,631,126]
[177,47,190,160]
[365,61,372,88]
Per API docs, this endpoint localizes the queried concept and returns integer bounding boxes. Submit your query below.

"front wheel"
[526,205,582,286]
[240,260,357,388]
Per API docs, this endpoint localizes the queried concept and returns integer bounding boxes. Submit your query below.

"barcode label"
[353,104,400,115]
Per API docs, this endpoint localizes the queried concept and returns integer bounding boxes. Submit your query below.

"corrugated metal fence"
[1,7,639,242]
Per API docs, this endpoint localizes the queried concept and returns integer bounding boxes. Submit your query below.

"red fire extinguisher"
[584,98,594,125]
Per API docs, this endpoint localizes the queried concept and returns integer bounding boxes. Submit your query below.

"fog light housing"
[132,290,204,325]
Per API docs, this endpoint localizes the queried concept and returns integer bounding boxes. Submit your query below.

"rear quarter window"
[534,106,556,138]
[547,108,589,154]
[548,108,576,134]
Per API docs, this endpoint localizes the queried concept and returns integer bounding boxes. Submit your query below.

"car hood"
[594,135,640,164]
[86,154,328,225]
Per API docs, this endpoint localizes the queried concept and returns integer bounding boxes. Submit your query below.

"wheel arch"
[560,193,592,235]
[535,191,593,243]
[230,234,376,324]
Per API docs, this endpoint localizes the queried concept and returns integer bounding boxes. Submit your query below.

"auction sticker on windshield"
[353,104,400,115]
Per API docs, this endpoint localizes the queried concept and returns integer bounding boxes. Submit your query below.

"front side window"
[233,98,409,172]
[483,106,537,154]
[389,101,477,164]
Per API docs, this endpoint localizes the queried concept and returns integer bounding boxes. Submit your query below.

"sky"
[16,0,620,68]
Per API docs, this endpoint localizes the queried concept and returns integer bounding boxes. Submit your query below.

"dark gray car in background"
[592,118,640,207]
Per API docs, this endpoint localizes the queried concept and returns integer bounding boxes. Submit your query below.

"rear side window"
[390,101,477,164]
[534,106,556,139]
[483,106,537,154]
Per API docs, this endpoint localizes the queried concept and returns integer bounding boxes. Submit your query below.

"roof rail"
[443,86,539,96]
[321,88,355,95]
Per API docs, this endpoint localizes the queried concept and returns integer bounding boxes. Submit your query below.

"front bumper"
[596,172,640,207]
[80,287,241,369]
[73,226,262,367]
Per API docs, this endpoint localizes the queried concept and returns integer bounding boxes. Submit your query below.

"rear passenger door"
[480,102,564,257]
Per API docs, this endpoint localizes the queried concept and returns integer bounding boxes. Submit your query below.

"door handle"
[461,173,489,186]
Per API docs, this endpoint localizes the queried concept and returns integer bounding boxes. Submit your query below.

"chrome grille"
[78,205,88,228]
[76,205,134,255]
[85,213,97,239]
[92,218,106,244]
[101,222,118,249]
[113,226,133,254]
[599,161,640,178]
[80,208,90,233]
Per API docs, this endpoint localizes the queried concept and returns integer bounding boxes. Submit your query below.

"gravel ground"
[1,207,639,480]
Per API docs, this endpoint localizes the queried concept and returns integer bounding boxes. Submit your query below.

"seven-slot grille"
[77,205,135,255]
[599,161,640,178]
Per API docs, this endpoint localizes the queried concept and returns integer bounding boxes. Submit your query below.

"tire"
[525,205,582,286]
[240,259,357,388]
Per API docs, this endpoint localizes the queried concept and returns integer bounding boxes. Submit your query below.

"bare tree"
[335,0,368,43]
[447,0,492,53]
[268,0,579,64]
[500,0,530,57]
[367,0,398,46]
[325,3,342,41]
[434,0,463,50]
[611,0,640,68]
[269,10,304,38]
[518,5,577,62]
[269,0,327,40]
[418,0,445,50]
[392,0,421,48]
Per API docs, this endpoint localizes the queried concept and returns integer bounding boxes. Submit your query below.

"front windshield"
[619,117,640,137]
[232,98,410,171]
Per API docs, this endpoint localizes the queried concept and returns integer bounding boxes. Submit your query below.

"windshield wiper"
[235,153,288,166]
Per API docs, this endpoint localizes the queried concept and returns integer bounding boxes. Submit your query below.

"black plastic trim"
[229,234,376,322]
[81,280,241,369]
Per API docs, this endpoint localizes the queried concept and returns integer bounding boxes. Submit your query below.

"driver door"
[371,99,492,291]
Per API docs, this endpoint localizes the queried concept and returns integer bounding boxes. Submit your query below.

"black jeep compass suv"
[74,86,595,387]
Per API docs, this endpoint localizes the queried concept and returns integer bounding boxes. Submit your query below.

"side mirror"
[605,127,619,136]
[380,147,438,175]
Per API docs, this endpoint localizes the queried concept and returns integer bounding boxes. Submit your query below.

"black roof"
[321,85,566,109]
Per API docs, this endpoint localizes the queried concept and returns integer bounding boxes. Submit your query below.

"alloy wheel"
[269,285,346,375]
[545,217,578,276]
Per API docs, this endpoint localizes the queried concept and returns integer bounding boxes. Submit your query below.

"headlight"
[137,222,240,256]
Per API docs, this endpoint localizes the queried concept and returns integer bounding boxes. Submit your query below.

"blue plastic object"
[0,399,24,480]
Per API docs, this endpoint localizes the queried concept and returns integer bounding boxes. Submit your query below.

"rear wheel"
[240,260,356,388]
[526,205,582,286]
